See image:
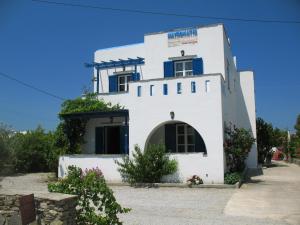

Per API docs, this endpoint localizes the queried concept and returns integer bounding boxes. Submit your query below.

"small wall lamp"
[170,111,175,120]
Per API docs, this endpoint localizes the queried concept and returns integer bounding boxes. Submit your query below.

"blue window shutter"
[109,75,118,92]
[192,58,203,75]
[165,124,176,153]
[95,127,104,154]
[164,61,174,77]
[120,125,129,154]
[132,72,140,81]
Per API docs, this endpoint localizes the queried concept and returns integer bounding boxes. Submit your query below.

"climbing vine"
[56,93,123,154]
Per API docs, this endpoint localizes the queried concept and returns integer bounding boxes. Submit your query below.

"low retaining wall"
[291,158,300,166]
[59,152,224,184]
[0,193,77,225]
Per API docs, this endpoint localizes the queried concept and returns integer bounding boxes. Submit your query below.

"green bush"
[48,166,130,225]
[11,126,57,173]
[224,172,241,185]
[224,126,255,172]
[0,123,13,170]
[116,144,178,184]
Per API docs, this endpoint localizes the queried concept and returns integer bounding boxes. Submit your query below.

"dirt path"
[0,173,54,194]
[225,161,300,225]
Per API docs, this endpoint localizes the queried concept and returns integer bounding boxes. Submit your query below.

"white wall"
[94,24,226,93]
[220,27,258,170]
[59,155,123,182]
[99,74,225,183]
[143,24,225,80]
[238,71,257,168]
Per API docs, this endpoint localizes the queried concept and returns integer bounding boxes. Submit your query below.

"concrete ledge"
[108,182,237,189]
[237,167,248,188]
[291,158,300,166]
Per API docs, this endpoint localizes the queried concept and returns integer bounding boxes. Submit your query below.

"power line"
[32,0,300,25]
[0,71,66,101]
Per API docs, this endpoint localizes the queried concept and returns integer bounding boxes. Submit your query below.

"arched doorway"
[145,121,207,154]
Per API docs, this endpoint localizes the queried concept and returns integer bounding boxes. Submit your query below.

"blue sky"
[0,0,299,132]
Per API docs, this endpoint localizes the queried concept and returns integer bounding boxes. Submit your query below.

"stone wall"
[0,193,77,225]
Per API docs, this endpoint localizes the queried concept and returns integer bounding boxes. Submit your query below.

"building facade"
[59,24,257,184]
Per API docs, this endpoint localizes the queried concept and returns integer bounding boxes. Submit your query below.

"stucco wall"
[94,24,226,94]
[59,155,123,182]
[98,74,225,183]
[239,71,257,168]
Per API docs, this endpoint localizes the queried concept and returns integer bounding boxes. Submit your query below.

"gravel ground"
[0,173,53,194]
[0,164,296,225]
[112,186,289,225]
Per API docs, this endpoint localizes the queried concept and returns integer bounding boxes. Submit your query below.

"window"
[150,85,154,96]
[174,60,193,77]
[177,82,182,94]
[205,80,210,93]
[191,81,196,93]
[118,74,132,92]
[163,84,168,95]
[176,124,195,153]
[137,86,142,97]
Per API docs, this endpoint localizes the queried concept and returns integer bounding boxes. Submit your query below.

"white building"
[59,24,257,184]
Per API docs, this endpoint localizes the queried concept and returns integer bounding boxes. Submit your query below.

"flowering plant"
[48,166,130,224]
[187,175,203,186]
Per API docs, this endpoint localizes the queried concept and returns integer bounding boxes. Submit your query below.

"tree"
[256,118,273,163]
[295,114,300,137]
[12,126,56,173]
[256,117,290,163]
[0,123,13,169]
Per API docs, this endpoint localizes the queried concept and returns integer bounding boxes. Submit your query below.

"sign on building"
[168,28,198,47]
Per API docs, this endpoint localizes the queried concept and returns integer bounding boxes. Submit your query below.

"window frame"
[118,74,132,92]
[174,60,193,77]
[176,124,195,153]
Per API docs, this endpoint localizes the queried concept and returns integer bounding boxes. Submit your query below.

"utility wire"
[0,71,66,101]
[32,0,300,25]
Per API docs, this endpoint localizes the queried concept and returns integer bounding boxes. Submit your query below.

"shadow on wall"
[236,72,257,167]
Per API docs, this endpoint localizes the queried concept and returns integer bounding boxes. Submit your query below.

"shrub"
[48,166,130,225]
[224,126,255,172]
[116,144,178,184]
[224,172,241,185]
[187,175,203,186]
[0,123,13,170]
[11,126,56,173]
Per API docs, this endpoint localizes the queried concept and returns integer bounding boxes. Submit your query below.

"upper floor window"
[174,60,193,77]
[118,74,132,92]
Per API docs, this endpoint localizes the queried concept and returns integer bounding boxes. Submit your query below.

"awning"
[60,109,129,122]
